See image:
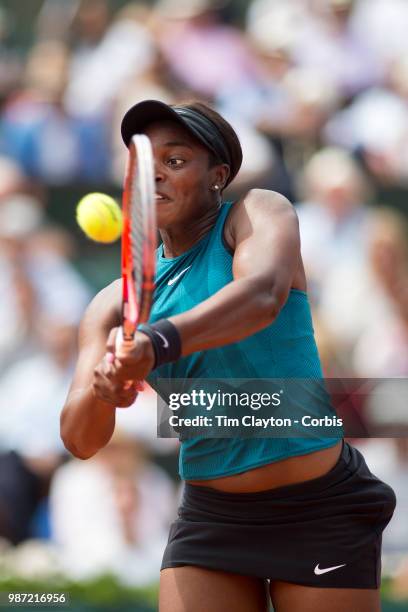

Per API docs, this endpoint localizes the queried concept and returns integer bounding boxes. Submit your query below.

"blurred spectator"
[350,0,408,68]
[0,320,77,544]
[295,147,393,374]
[0,194,42,369]
[224,7,297,126]
[296,147,372,303]
[156,0,256,100]
[219,10,340,198]
[246,0,305,48]
[216,22,296,198]
[50,428,176,586]
[0,320,76,459]
[325,54,408,187]
[65,0,155,117]
[0,191,91,371]
[0,41,111,184]
[247,0,381,99]
[314,206,408,376]
[293,0,382,97]
[351,209,408,375]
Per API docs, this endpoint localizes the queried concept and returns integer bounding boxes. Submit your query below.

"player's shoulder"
[227,189,296,229]
[242,188,293,211]
[224,190,297,250]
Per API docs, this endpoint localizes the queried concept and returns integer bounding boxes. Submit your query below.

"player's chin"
[156,208,178,230]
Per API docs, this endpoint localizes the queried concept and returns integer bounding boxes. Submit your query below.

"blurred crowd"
[0,0,408,601]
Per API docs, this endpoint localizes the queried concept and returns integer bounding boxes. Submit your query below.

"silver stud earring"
[212,185,220,191]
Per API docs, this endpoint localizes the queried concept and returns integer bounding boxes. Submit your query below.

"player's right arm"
[60,280,139,459]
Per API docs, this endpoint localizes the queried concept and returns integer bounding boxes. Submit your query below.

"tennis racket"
[116,134,156,363]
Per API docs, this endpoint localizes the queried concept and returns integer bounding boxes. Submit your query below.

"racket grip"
[115,327,135,357]
[115,328,137,391]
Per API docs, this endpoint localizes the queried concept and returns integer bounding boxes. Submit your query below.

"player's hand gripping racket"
[115,134,156,385]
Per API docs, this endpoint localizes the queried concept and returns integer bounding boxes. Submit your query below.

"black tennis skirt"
[161,442,396,589]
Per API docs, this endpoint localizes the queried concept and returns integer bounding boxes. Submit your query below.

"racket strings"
[127,135,156,328]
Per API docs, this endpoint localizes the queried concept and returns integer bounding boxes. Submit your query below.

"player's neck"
[160,204,221,258]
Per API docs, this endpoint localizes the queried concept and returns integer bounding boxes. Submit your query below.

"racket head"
[121,134,156,343]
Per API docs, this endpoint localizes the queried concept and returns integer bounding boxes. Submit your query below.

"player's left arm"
[173,188,302,354]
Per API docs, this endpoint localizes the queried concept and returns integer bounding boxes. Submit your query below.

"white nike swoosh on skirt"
[314,563,347,575]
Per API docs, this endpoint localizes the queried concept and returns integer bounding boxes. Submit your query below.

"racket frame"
[118,134,156,355]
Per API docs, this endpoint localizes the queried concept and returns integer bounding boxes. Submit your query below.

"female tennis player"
[61,100,396,612]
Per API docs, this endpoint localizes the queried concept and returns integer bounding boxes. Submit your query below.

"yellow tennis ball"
[76,193,122,243]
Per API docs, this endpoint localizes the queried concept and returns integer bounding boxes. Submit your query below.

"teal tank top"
[147,202,339,479]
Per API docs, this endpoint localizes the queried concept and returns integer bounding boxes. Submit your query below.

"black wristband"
[138,319,182,369]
